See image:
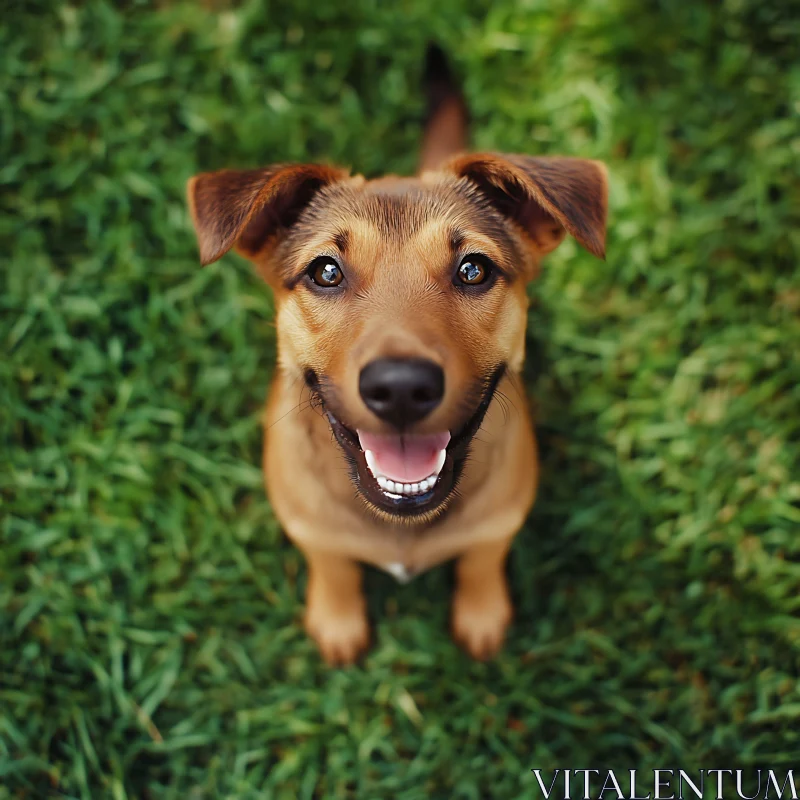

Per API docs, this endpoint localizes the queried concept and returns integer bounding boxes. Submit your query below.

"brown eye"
[456,255,493,286]
[308,257,343,287]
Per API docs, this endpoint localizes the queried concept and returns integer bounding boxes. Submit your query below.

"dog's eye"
[456,255,493,286]
[308,257,344,287]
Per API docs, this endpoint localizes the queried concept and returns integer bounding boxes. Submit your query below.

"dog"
[186,46,607,664]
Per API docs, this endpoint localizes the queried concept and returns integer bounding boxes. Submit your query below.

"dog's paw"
[451,587,512,661]
[304,605,369,666]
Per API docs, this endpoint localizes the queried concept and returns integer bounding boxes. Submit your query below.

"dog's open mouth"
[324,366,504,519]
[359,430,450,497]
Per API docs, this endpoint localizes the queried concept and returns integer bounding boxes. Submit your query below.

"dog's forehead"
[288,174,517,261]
[324,176,476,237]
[363,175,464,215]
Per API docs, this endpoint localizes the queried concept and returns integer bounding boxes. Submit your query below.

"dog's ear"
[444,153,608,259]
[187,164,349,265]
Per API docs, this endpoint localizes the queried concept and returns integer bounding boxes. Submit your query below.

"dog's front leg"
[452,537,514,660]
[302,547,369,666]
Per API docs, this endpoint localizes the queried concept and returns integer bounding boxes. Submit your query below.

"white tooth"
[364,450,378,477]
[434,449,446,475]
[419,478,430,492]
[385,480,396,493]
[378,476,388,490]
[411,483,420,494]
[404,483,413,494]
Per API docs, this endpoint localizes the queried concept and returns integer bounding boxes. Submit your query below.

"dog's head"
[188,154,607,521]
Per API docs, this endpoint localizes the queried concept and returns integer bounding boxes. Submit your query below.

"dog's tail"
[418,43,469,174]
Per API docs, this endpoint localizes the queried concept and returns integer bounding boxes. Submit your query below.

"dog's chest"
[374,518,461,584]
[379,562,418,584]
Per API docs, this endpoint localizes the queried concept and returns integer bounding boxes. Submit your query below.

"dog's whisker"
[265,402,308,430]
[505,372,528,408]
[264,385,321,431]
[493,391,517,426]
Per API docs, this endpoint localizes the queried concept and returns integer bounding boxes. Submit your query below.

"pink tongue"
[357,430,450,483]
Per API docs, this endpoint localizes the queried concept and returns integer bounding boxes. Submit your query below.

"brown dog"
[187,47,607,664]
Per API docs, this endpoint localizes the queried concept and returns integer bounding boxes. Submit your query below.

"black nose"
[359,358,445,428]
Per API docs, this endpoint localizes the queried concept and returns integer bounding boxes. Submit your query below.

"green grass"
[2,0,799,797]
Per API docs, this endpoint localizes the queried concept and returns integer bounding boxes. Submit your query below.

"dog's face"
[188,154,607,520]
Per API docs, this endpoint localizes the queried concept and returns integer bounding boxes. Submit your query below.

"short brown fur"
[186,51,608,663]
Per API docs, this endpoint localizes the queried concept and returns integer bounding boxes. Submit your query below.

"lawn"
[1,0,799,797]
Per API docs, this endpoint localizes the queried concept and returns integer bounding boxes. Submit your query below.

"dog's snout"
[359,358,445,428]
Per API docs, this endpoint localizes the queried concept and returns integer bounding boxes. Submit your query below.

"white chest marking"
[382,562,415,584]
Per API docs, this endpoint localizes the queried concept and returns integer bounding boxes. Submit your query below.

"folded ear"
[444,152,608,259]
[187,163,349,265]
